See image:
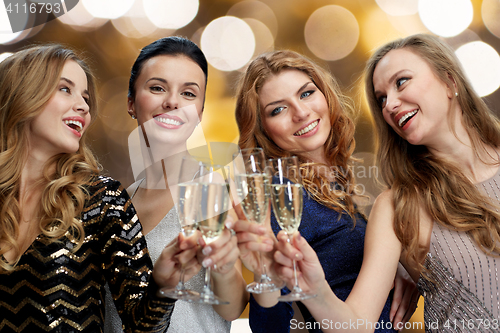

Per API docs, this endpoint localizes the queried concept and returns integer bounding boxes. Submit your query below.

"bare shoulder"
[368,189,395,228]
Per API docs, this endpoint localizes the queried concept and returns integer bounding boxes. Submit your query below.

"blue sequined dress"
[249,189,395,333]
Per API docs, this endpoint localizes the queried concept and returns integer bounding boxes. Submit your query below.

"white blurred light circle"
[376,0,418,16]
[455,41,500,97]
[58,0,107,30]
[0,52,13,63]
[82,0,134,19]
[201,16,255,71]
[143,0,198,29]
[227,0,278,38]
[418,0,472,37]
[304,5,359,61]
[0,32,22,44]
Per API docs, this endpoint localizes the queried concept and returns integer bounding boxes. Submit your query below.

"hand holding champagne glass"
[267,156,317,302]
[233,148,283,293]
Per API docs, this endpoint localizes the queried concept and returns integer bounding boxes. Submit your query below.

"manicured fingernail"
[202,246,212,256]
[225,220,233,229]
[202,258,213,268]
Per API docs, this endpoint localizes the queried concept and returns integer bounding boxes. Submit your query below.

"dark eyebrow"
[61,77,89,96]
[263,81,313,110]
[374,69,406,96]
[146,77,201,90]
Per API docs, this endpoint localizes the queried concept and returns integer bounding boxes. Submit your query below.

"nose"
[385,92,401,113]
[291,102,310,122]
[74,95,89,114]
[163,93,178,110]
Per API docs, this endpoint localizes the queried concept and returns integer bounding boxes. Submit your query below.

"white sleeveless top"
[104,179,231,333]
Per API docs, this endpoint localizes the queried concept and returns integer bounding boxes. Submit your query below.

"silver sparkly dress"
[104,181,231,333]
[417,168,500,332]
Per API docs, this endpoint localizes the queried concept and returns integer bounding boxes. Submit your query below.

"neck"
[142,151,190,190]
[426,121,498,183]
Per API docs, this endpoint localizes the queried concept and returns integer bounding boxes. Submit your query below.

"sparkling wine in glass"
[195,162,231,305]
[268,156,317,302]
[233,148,283,293]
[157,156,202,302]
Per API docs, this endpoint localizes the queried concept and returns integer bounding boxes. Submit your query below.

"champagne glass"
[267,156,317,302]
[233,148,283,293]
[158,157,202,301]
[194,161,231,305]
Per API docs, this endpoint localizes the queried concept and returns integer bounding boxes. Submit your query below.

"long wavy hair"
[235,50,359,217]
[365,34,500,273]
[0,44,100,271]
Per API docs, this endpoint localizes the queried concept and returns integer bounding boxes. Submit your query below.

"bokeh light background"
[2,1,500,331]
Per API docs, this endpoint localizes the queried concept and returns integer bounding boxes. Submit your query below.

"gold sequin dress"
[0,176,175,332]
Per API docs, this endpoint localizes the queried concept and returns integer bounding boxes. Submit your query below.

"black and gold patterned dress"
[0,176,175,332]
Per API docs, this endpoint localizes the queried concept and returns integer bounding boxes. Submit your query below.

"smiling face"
[372,48,455,147]
[259,69,331,162]
[129,55,205,150]
[28,60,91,161]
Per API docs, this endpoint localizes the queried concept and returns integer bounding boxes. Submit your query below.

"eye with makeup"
[150,85,165,93]
[300,90,315,99]
[181,91,197,99]
[270,106,285,117]
[396,77,409,89]
[377,95,387,110]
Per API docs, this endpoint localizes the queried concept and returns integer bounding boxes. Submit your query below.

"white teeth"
[156,117,182,126]
[64,120,82,132]
[294,120,319,136]
[398,110,418,127]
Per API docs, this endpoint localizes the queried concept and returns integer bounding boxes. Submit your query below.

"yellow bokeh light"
[227,0,278,38]
[387,14,428,36]
[243,18,274,58]
[143,0,198,30]
[455,41,500,97]
[304,5,359,61]
[375,0,418,16]
[112,0,157,38]
[418,0,473,37]
[82,0,134,20]
[360,6,403,54]
[201,16,255,72]
[482,0,500,39]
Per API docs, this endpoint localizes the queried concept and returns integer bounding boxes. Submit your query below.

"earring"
[129,111,136,120]
[131,115,136,119]
[455,92,458,97]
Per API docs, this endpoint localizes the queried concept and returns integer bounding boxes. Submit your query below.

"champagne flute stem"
[176,268,187,291]
[259,251,269,282]
[292,259,299,288]
[203,266,212,294]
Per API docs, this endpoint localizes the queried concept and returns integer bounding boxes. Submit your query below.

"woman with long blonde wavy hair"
[0,44,202,332]
[272,34,500,333]
[233,50,417,333]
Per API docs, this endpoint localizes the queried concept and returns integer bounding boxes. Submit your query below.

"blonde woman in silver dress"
[105,36,247,333]
[272,34,500,333]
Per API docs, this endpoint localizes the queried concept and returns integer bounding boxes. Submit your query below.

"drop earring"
[455,92,458,97]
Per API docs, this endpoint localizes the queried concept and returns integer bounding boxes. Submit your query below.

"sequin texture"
[0,176,175,332]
